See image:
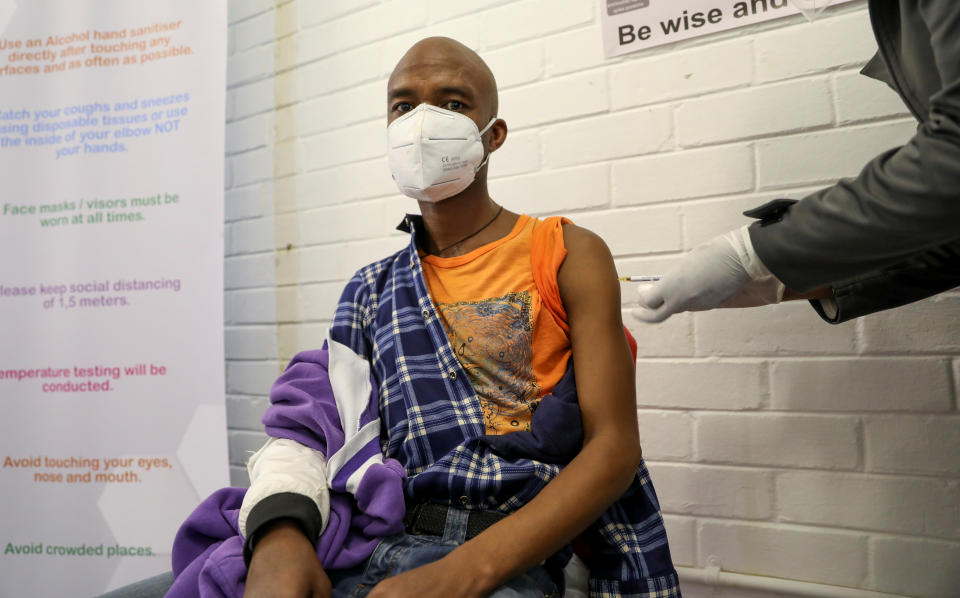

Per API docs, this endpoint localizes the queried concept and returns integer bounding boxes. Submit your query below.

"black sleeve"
[812,240,960,323]
[242,493,323,566]
[749,1,960,292]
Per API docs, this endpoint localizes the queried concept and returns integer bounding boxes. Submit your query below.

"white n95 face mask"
[387,103,496,203]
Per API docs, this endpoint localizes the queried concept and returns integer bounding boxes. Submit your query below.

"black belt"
[404,502,506,540]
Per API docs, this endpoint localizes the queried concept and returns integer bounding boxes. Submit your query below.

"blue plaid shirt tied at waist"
[329,217,681,598]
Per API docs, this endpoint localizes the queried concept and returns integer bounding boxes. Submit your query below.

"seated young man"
[168,37,680,598]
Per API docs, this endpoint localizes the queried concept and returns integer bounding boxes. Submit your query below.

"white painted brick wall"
[225,1,960,595]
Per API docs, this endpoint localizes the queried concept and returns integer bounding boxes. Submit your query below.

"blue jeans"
[329,507,558,598]
[98,509,557,598]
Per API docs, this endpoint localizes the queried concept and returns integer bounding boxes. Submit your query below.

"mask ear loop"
[474,117,497,173]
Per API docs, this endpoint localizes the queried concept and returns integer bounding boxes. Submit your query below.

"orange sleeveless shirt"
[420,214,572,435]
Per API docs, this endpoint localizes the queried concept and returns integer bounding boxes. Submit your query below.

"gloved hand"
[632,225,785,323]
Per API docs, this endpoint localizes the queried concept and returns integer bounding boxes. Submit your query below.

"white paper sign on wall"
[600,0,858,58]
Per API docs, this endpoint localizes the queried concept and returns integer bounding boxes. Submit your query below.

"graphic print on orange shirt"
[435,290,542,434]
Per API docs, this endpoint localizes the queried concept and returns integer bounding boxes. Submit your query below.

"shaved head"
[387,37,499,125]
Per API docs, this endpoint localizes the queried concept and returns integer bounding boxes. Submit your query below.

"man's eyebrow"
[387,85,476,101]
[437,86,475,99]
[388,87,414,101]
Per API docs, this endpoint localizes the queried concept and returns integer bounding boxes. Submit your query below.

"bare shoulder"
[558,223,619,307]
[560,222,611,260]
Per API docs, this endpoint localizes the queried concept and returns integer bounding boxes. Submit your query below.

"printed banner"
[0,2,228,595]
[600,0,859,58]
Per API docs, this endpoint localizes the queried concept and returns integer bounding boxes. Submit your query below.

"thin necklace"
[431,205,504,255]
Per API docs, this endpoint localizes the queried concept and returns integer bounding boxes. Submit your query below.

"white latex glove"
[633,225,785,323]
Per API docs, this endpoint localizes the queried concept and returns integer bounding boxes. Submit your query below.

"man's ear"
[487,119,508,153]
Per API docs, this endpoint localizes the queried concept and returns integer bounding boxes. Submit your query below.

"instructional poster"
[0,2,227,595]
[600,0,859,58]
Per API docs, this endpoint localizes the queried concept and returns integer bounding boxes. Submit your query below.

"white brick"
[378,19,484,77]
[425,0,513,23]
[226,361,281,395]
[612,144,754,207]
[225,254,274,290]
[488,130,541,179]
[864,415,960,476]
[834,70,911,124]
[611,40,752,110]
[274,140,303,178]
[278,322,329,359]
[286,245,343,285]
[301,0,379,27]
[771,358,953,412]
[274,1,299,39]
[699,521,867,588]
[285,80,384,139]
[870,537,960,598]
[230,465,250,487]
[315,1,427,59]
[302,119,382,170]
[695,302,857,356]
[500,71,608,130]
[230,217,275,254]
[661,515,696,567]
[227,288,277,324]
[545,27,606,78]
[225,183,270,222]
[484,40,543,90]
[681,194,781,249]
[571,206,681,257]
[229,0,272,26]
[697,413,859,469]
[225,114,273,155]
[301,282,345,321]
[232,79,274,119]
[273,67,303,108]
[860,295,960,355]
[677,78,834,147]
[274,170,341,213]
[337,237,409,280]
[755,11,875,83]
[777,472,960,539]
[636,410,694,461]
[233,10,274,52]
[479,0,593,49]
[233,147,274,187]
[625,310,694,357]
[756,120,916,189]
[335,158,398,201]
[229,429,269,465]
[633,361,764,410]
[543,106,674,169]
[650,464,773,520]
[299,201,385,245]
[226,395,271,430]
[491,163,610,216]
[227,44,274,88]
[225,326,278,360]
[301,44,383,99]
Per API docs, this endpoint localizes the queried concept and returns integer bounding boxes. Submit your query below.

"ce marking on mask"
[441,155,468,172]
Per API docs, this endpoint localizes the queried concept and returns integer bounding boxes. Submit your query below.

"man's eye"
[394,102,413,113]
[444,100,464,111]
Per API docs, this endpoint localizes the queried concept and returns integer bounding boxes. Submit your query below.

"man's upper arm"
[557,224,639,448]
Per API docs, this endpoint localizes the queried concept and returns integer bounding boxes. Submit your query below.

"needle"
[618,276,662,282]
